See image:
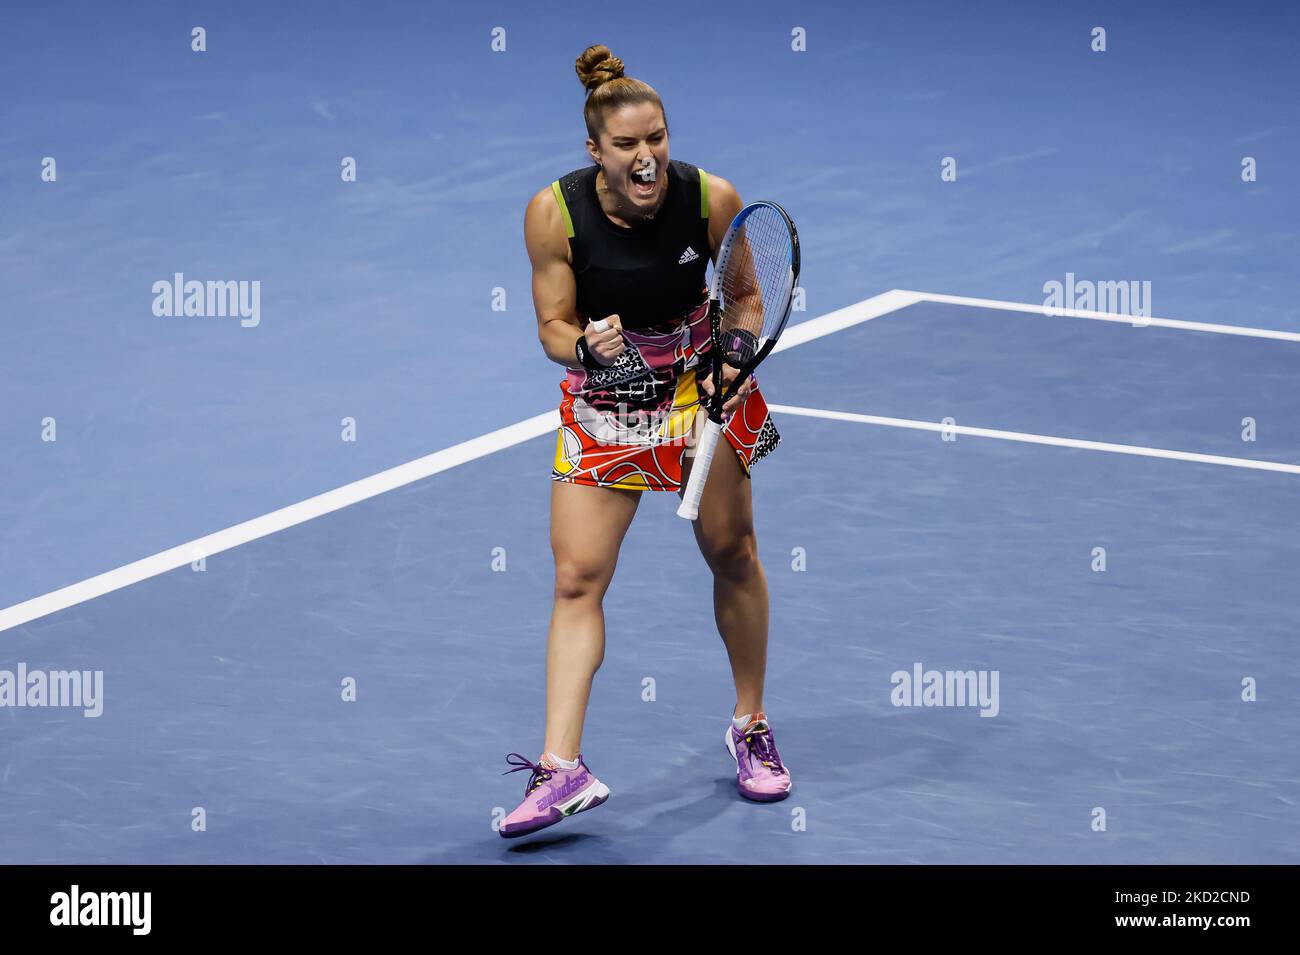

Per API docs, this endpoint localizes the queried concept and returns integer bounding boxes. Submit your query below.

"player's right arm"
[525,186,624,369]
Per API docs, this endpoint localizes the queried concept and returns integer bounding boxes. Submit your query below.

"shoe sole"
[725,726,792,802]
[499,779,611,839]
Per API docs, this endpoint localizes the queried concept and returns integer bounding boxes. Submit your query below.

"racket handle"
[590,318,609,332]
[676,417,724,520]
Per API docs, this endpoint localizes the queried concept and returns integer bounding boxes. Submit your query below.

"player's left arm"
[701,172,753,414]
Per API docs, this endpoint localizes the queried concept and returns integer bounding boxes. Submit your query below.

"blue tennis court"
[2,1,1297,865]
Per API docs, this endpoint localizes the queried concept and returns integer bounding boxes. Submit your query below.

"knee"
[698,528,760,579]
[553,559,610,602]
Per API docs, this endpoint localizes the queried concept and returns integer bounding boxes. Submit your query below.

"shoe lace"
[503,753,553,795]
[742,726,787,775]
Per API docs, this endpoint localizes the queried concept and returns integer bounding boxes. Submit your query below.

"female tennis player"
[500,44,790,838]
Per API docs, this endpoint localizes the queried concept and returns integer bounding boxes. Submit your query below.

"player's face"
[593,103,669,210]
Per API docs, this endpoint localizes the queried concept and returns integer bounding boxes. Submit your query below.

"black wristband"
[575,335,604,370]
[722,328,760,368]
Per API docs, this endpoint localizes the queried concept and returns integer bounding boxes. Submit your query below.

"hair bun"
[575,44,625,91]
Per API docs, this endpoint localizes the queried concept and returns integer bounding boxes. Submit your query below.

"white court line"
[0,290,917,633]
[0,411,559,633]
[773,288,923,351]
[3,288,1294,633]
[767,404,1300,476]
[903,290,1300,343]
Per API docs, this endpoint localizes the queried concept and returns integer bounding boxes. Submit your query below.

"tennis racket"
[677,200,799,521]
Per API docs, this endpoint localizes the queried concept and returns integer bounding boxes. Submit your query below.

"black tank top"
[549,159,711,331]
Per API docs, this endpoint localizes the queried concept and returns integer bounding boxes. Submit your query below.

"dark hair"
[575,44,666,144]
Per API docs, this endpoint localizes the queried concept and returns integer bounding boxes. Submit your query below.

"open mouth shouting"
[630,156,657,198]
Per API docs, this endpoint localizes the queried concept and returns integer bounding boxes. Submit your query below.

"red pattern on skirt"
[551,302,780,492]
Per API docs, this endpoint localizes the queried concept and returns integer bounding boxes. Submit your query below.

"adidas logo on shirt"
[678,246,699,264]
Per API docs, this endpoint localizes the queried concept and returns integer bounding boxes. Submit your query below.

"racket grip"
[676,417,724,520]
[590,318,609,332]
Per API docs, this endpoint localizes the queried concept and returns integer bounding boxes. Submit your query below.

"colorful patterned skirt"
[551,301,781,492]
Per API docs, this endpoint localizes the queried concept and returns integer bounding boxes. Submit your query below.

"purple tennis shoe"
[725,712,792,802]
[498,752,610,838]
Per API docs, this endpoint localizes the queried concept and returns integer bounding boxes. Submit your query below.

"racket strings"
[717,209,794,360]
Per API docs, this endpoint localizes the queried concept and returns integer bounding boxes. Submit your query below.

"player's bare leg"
[679,414,770,720]
[679,410,790,801]
[544,479,641,760]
